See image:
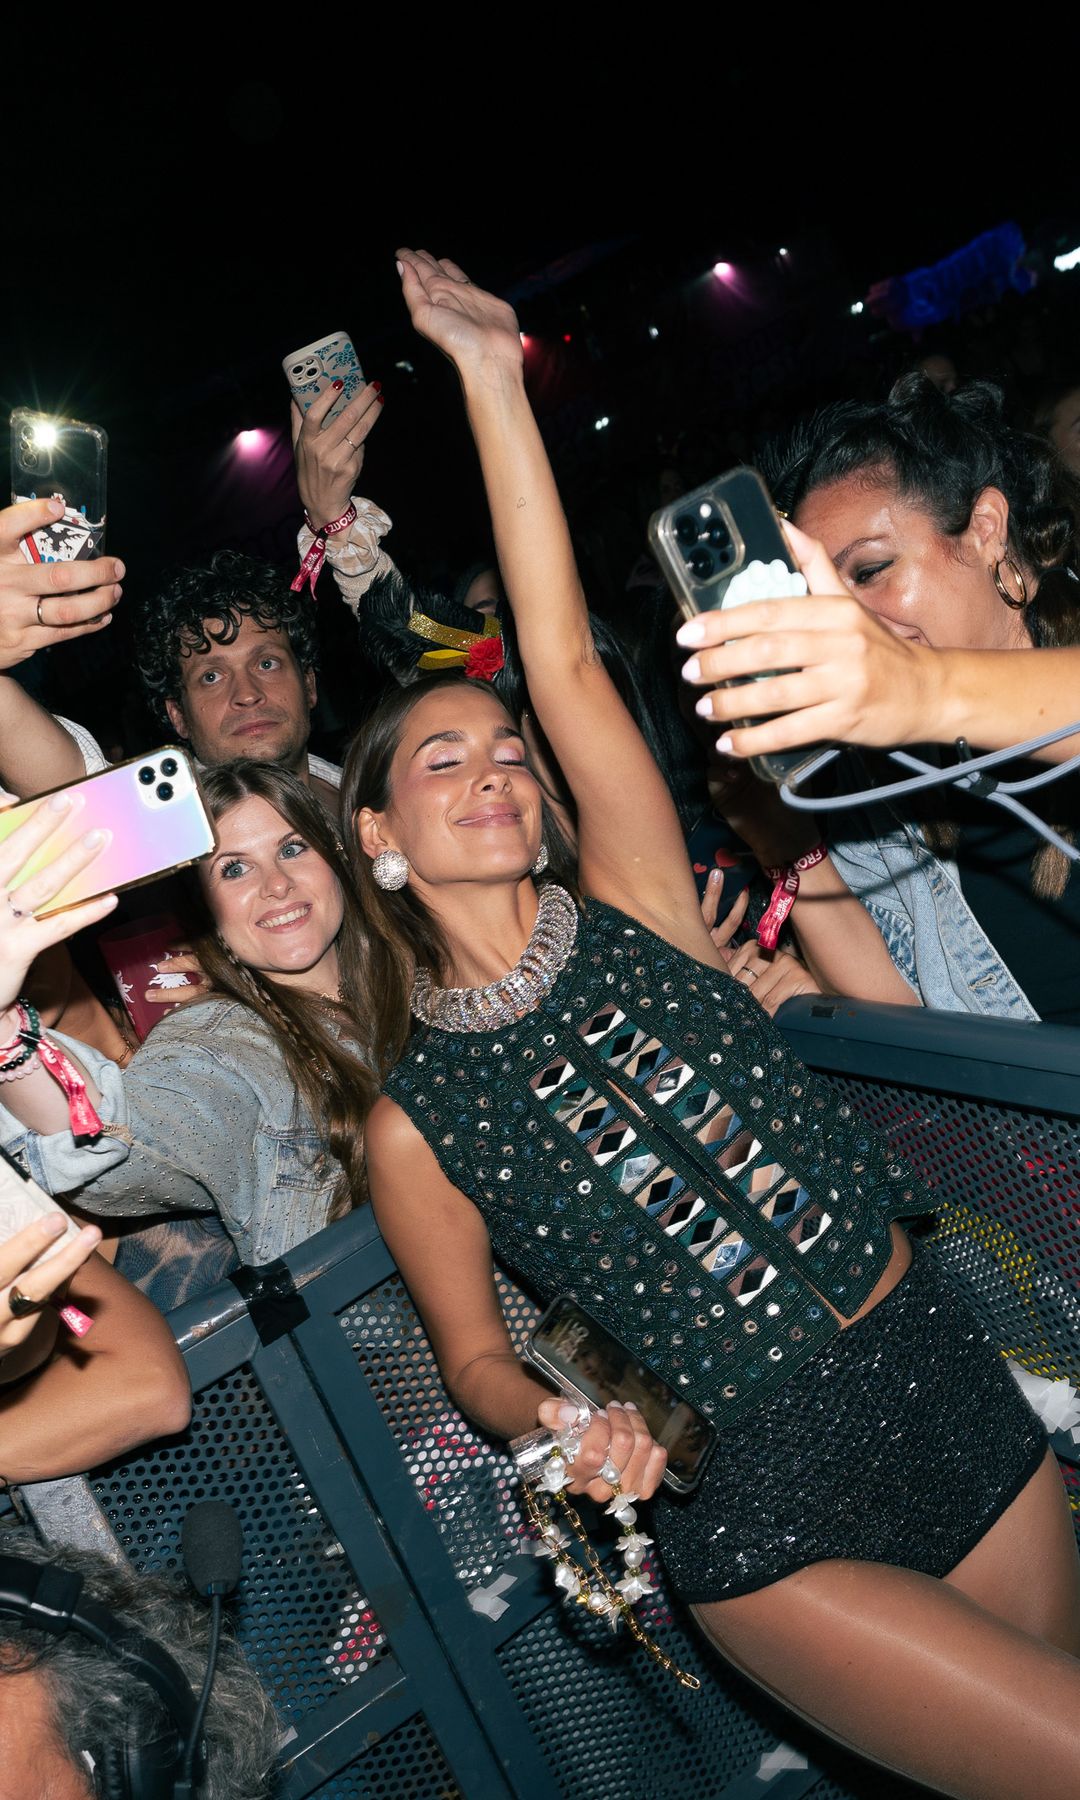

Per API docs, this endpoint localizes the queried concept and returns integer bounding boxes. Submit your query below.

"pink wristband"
[757,845,827,951]
[291,502,359,600]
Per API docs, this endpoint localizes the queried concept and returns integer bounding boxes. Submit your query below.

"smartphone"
[282,331,364,427]
[649,466,819,784]
[523,1294,716,1493]
[0,1145,82,1267]
[11,408,108,563]
[0,750,216,917]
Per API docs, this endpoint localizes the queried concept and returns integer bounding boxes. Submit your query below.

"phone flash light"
[32,422,58,449]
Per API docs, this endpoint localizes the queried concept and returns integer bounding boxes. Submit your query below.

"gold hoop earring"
[992,555,1028,610]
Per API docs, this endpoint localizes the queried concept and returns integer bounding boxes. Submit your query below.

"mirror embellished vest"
[384,900,930,1428]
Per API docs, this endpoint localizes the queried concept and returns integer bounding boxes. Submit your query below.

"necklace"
[411,883,579,1031]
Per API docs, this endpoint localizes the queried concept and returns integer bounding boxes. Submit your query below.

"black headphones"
[0,1552,205,1799]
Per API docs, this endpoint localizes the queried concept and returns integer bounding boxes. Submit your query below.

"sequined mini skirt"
[651,1243,1048,1601]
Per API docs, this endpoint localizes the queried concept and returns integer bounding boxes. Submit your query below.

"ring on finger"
[4,893,24,920]
[600,1455,622,1485]
[35,596,47,628]
[8,1285,45,1319]
[344,433,358,450]
[740,967,758,983]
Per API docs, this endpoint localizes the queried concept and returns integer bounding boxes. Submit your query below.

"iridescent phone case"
[0,749,216,916]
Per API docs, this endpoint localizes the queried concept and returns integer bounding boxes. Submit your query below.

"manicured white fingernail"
[623,1401,638,1412]
[48,792,73,811]
[676,617,706,646]
[39,1214,65,1237]
[556,1402,581,1424]
[694,694,713,717]
[47,497,64,517]
[708,867,723,884]
[396,259,404,276]
[83,828,108,848]
[717,734,734,755]
[682,657,701,682]
[79,1225,102,1246]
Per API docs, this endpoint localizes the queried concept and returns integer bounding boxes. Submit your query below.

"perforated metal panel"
[340,1272,537,1586]
[299,1719,461,1800]
[22,999,1077,1800]
[90,1362,389,1712]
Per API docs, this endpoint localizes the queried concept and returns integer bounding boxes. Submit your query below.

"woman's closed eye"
[851,560,894,587]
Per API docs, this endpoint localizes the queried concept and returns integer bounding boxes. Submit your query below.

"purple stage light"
[712,261,733,280]
[235,429,267,456]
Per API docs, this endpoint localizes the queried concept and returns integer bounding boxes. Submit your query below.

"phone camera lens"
[156,783,174,802]
[706,522,731,548]
[688,547,715,580]
[160,757,178,777]
[674,513,699,548]
[138,765,155,785]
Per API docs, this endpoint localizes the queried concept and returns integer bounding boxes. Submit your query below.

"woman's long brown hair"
[340,673,578,1075]
[193,761,378,1217]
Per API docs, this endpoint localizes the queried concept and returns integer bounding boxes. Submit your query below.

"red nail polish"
[377,393,385,404]
[332,379,344,390]
[372,379,382,392]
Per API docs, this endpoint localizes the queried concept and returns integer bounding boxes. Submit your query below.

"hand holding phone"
[650,467,818,783]
[11,409,107,564]
[0,750,215,925]
[0,499,122,670]
[283,332,364,426]
[290,375,384,531]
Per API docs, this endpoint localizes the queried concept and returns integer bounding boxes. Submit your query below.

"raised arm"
[0,498,124,795]
[396,249,710,959]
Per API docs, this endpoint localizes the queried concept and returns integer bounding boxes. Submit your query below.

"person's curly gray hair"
[0,1524,280,1799]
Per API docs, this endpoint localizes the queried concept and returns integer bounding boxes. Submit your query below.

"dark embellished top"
[385,900,930,1429]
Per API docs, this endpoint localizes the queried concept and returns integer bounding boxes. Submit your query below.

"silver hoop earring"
[532,844,549,876]
[372,849,410,891]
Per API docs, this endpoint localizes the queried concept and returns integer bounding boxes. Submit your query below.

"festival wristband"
[291,502,358,599]
[757,845,827,951]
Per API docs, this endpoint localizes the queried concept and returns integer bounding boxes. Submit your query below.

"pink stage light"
[712,261,734,280]
[235,429,267,456]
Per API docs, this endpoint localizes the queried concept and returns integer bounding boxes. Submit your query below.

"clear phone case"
[649,466,820,784]
[10,407,108,562]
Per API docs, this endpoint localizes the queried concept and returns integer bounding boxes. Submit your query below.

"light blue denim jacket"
[828,815,1039,1021]
[0,998,343,1270]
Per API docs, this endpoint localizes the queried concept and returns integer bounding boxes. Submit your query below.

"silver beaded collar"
[410,883,580,1032]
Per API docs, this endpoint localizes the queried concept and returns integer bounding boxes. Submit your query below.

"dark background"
[3,55,1078,755]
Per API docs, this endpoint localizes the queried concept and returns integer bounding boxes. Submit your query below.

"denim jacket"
[828,816,1039,1021]
[0,998,344,1274]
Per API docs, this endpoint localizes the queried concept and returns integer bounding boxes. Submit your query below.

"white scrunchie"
[297,495,394,613]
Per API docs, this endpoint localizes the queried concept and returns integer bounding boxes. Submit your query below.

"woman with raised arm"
[344,252,1080,1800]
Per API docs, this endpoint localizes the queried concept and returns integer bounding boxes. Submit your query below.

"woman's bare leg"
[691,1453,1080,1800]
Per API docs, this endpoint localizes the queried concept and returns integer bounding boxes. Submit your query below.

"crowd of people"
[2,246,1080,1798]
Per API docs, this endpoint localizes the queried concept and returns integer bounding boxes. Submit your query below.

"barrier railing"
[18,1000,1080,1799]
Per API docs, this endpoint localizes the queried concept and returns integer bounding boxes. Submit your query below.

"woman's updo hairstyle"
[761,374,1080,648]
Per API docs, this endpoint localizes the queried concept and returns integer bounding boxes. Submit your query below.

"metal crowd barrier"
[16,1000,1080,1800]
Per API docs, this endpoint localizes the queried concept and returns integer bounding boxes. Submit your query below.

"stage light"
[235,429,267,456]
[32,422,58,449]
[563,332,572,343]
[648,325,660,339]
[850,300,865,315]
[778,247,790,258]
[519,332,530,348]
[712,261,733,280]
[594,416,610,432]
[395,359,414,373]
[1054,246,1080,272]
